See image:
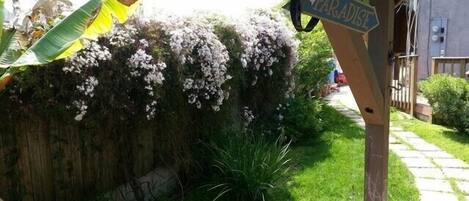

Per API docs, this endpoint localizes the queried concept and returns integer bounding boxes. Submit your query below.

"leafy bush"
[283,97,325,142]
[420,74,469,133]
[205,131,291,201]
[294,23,333,97]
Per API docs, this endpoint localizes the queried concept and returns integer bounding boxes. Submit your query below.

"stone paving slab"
[389,143,410,151]
[412,143,443,152]
[401,158,436,168]
[408,168,446,179]
[389,136,399,144]
[433,158,469,169]
[420,191,458,201]
[442,168,469,181]
[392,150,426,158]
[390,126,404,132]
[393,130,420,139]
[421,151,455,159]
[416,178,454,193]
[457,181,469,195]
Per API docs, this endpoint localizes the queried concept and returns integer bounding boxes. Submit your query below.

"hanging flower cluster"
[62,24,167,121]
[128,48,167,120]
[63,41,112,74]
[63,41,112,121]
[235,11,299,85]
[164,17,232,111]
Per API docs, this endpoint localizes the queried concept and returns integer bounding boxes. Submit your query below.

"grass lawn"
[176,107,419,201]
[391,110,469,164]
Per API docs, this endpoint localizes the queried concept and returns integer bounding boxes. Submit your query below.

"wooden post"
[323,23,385,125]
[365,0,393,201]
[460,59,466,78]
[431,58,439,75]
[322,1,394,200]
[410,57,418,116]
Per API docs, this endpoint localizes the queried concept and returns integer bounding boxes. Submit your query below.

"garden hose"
[289,0,320,32]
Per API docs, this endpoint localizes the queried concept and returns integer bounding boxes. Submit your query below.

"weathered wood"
[16,120,35,201]
[431,59,439,75]
[323,22,385,125]
[365,0,394,201]
[410,57,418,115]
[432,57,469,78]
[460,59,467,78]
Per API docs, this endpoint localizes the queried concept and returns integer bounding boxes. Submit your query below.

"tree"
[0,0,140,90]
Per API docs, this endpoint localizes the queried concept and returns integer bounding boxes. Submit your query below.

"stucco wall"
[416,0,469,79]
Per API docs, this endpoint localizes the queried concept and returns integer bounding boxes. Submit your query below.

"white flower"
[164,16,231,112]
[63,41,112,74]
[128,48,167,119]
[73,100,88,121]
[77,76,99,98]
[139,39,150,48]
[109,25,137,47]
[242,106,255,127]
[234,11,299,84]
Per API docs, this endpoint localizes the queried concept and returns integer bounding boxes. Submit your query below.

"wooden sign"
[285,0,380,33]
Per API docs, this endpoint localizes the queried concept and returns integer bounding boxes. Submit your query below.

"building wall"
[416,0,469,79]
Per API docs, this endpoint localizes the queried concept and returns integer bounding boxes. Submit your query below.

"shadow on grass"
[172,106,366,201]
[271,106,366,200]
[289,105,363,167]
[442,130,469,144]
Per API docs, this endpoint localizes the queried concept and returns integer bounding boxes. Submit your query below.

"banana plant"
[0,0,140,90]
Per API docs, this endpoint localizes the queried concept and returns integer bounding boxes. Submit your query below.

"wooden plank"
[431,58,438,75]
[323,22,385,125]
[451,63,455,75]
[460,59,466,78]
[16,120,34,201]
[405,64,412,112]
[410,57,418,115]
[365,0,393,201]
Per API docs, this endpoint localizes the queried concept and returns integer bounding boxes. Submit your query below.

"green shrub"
[294,23,333,97]
[204,131,291,201]
[283,97,325,142]
[420,74,469,133]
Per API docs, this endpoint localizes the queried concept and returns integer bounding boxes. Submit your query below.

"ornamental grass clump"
[206,132,291,201]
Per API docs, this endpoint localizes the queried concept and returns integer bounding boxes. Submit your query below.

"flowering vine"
[128,48,167,120]
[235,11,299,88]
[164,17,232,111]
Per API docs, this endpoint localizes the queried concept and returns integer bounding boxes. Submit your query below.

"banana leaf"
[0,29,22,65]
[0,0,139,90]
[0,0,4,39]
[9,0,139,67]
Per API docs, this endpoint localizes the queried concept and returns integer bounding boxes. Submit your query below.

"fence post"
[431,58,438,76]
[461,59,467,78]
[410,57,418,116]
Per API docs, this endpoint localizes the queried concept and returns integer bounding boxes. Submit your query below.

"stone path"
[326,86,469,201]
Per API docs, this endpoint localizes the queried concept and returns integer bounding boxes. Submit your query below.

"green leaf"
[0,29,22,66]
[8,0,140,68]
[0,0,4,40]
